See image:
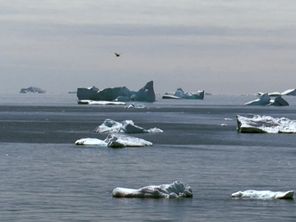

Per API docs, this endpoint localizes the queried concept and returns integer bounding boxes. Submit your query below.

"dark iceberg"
[162,88,204,100]
[20,87,46,94]
[245,93,289,106]
[77,81,156,102]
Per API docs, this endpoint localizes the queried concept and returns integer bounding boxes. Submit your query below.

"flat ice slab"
[75,138,107,146]
[78,100,126,105]
[96,119,163,134]
[237,115,296,133]
[112,181,192,198]
[105,134,152,148]
[231,190,294,200]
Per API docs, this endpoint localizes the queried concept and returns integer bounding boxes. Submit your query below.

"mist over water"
[0,94,296,221]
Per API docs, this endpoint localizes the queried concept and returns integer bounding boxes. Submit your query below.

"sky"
[1,0,296,95]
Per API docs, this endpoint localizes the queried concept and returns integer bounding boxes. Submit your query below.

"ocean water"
[0,94,296,222]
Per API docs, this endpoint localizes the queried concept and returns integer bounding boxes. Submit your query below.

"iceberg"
[105,134,152,148]
[162,88,204,100]
[95,119,163,134]
[112,181,193,198]
[77,81,156,103]
[20,86,46,94]
[78,100,126,105]
[281,88,296,96]
[75,138,107,146]
[236,115,296,133]
[75,134,153,148]
[231,190,294,200]
[245,94,288,106]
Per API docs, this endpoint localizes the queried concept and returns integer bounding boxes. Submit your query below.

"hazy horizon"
[1,0,296,95]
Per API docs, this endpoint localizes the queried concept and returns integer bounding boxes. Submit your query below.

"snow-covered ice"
[112,181,193,198]
[105,134,152,148]
[231,190,294,200]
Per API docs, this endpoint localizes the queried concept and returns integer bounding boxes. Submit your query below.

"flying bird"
[114,52,121,57]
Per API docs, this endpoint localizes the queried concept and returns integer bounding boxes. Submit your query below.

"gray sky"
[1,0,296,94]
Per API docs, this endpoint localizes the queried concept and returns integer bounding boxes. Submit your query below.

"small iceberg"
[245,93,288,106]
[236,115,296,133]
[75,138,107,146]
[162,88,204,100]
[112,181,192,198]
[95,119,163,134]
[75,134,153,148]
[231,190,294,200]
[105,134,152,148]
[78,100,126,105]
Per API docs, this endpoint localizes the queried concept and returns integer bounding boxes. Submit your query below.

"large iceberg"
[95,119,163,134]
[236,115,296,133]
[105,134,152,148]
[20,86,46,94]
[75,134,153,148]
[77,81,156,103]
[162,88,204,100]
[245,93,288,106]
[112,181,193,198]
[231,190,294,200]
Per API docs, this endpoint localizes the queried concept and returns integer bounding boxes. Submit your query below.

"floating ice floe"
[231,190,294,200]
[236,115,296,133]
[105,134,152,148]
[95,119,163,134]
[112,181,192,198]
[75,134,153,148]
[75,138,107,146]
[78,100,126,105]
[162,88,204,100]
[244,93,288,106]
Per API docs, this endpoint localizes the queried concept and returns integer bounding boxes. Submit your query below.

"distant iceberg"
[75,134,153,148]
[245,94,288,106]
[236,115,296,133]
[77,81,156,103]
[95,119,163,134]
[231,190,294,200]
[112,181,193,198]
[78,100,126,105]
[162,88,205,100]
[20,86,46,94]
[105,134,152,148]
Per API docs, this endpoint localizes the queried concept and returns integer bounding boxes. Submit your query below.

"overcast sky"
[1,0,296,94]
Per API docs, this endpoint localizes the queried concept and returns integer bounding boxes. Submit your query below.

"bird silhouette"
[114,52,120,57]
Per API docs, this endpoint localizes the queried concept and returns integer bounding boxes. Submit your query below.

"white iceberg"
[95,119,163,134]
[75,138,107,146]
[281,88,296,96]
[105,134,152,148]
[162,88,204,100]
[78,100,126,105]
[236,115,296,133]
[125,103,146,109]
[75,134,152,148]
[231,190,294,200]
[112,181,192,198]
[245,94,288,106]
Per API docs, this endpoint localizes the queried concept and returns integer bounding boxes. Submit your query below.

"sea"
[0,93,296,222]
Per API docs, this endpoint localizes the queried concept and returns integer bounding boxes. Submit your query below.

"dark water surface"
[0,94,296,221]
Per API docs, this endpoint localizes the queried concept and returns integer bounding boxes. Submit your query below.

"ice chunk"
[163,88,204,100]
[231,190,294,200]
[77,100,125,105]
[77,81,156,102]
[95,119,163,134]
[112,181,192,198]
[105,134,152,148]
[75,138,107,146]
[236,115,296,133]
[281,88,296,96]
[245,94,288,106]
